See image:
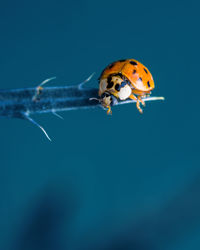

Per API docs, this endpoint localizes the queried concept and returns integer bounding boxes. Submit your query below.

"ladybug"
[98,59,155,114]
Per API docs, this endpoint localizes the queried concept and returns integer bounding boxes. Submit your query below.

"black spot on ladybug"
[107,75,112,83]
[107,81,114,89]
[139,77,143,81]
[144,68,148,74]
[147,81,151,87]
[107,75,115,88]
[115,84,120,91]
[108,63,115,69]
[133,69,136,74]
[119,59,126,62]
[130,61,138,66]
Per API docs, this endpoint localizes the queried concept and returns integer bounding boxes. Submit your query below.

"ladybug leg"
[129,94,143,114]
[137,96,146,107]
[106,105,112,115]
[136,101,143,114]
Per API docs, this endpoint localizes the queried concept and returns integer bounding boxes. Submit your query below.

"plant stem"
[0,77,164,140]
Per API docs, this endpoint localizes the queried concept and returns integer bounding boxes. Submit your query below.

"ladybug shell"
[99,59,154,92]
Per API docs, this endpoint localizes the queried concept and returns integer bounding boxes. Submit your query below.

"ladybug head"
[100,92,118,107]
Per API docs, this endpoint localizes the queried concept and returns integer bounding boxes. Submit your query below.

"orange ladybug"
[98,59,155,114]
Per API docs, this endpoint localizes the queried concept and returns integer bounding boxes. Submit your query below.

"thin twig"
[0,76,164,140]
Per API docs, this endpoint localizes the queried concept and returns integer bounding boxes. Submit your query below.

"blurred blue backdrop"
[0,0,200,249]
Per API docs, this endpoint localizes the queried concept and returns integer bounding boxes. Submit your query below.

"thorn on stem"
[32,77,56,102]
[52,111,64,120]
[78,72,95,89]
[23,114,52,141]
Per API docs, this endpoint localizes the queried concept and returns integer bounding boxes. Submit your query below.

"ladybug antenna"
[89,97,100,102]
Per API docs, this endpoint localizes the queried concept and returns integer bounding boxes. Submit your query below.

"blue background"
[0,0,200,249]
